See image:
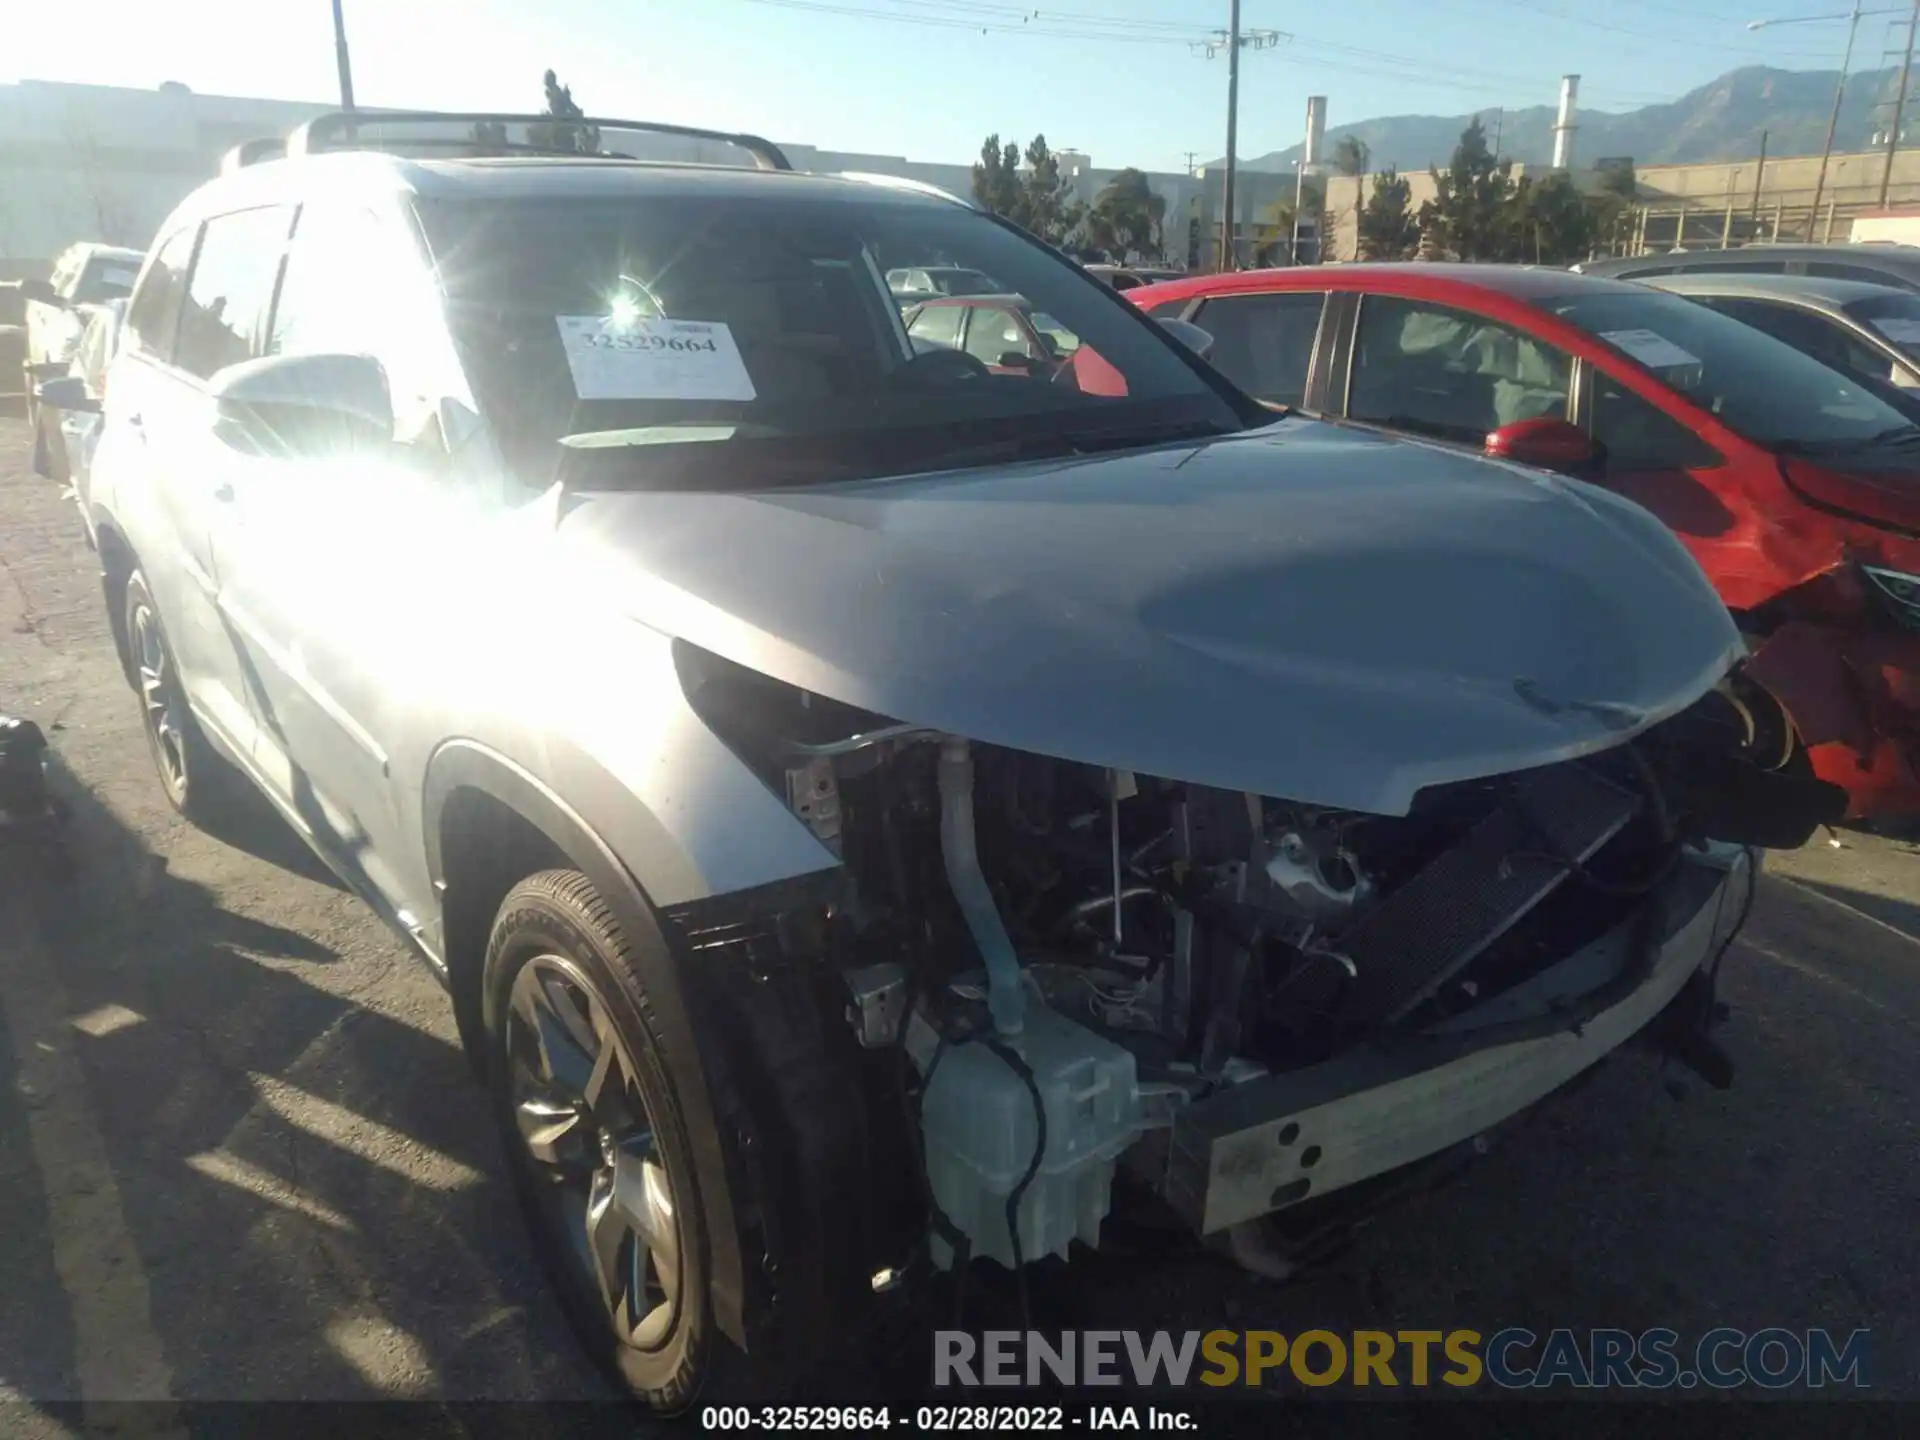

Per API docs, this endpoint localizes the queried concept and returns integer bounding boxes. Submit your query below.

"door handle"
[212,482,235,503]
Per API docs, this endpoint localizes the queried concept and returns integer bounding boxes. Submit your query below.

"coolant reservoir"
[907,1000,1145,1269]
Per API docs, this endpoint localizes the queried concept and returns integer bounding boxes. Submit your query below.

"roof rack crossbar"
[286,111,792,171]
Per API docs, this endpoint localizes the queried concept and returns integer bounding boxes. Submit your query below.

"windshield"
[1846,290,1920,361]
[73,254,140,306]
[1545,288,1916,450]
[418,190,1241,486]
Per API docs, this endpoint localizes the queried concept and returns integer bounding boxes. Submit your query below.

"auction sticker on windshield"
[1600,329,1701,371]
[555,316,757,401]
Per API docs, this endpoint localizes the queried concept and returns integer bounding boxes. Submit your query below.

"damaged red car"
[1131,264,1920,822]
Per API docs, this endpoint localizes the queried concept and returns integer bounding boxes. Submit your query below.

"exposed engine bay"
[680,645,1841,1282]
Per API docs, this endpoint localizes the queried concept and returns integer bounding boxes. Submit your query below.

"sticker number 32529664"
[555,315,758,402]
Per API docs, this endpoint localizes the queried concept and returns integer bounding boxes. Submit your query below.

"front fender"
[421,738,769,1348]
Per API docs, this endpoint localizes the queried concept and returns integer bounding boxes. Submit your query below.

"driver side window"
[1348,295,1571,443]
[268,203,454,445]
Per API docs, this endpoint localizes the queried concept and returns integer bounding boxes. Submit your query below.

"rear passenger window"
[125,228,197,363]
[907,305,964,350]
[1192,292,1326,407]
[173,206,293,380]
[1349,295,1571,442]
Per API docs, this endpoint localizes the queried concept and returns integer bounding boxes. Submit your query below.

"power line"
[724,0,1807,121]
[732,0,1215,43]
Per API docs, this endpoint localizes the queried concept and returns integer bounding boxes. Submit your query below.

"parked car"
[89,113,1825,1412]
[32,297,125,518]
[1641,271,1920,393]
[884,264,1003,305]
[1131,261,1920,821]
[15,242,144,476]
[1576,242,1920,293]
[900,292,1081,375]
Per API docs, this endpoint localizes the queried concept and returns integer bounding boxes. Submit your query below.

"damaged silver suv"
[87,113,1840,1410]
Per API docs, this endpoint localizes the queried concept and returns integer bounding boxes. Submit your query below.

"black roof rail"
[284,111,793,171]
[219,136,288,174]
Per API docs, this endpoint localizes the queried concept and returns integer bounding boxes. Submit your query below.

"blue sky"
[14,0,1868,171]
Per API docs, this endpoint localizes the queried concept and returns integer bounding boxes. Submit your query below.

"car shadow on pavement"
[1776,873,1920,950]
[0,752,614,1420]
[191,766,350,895]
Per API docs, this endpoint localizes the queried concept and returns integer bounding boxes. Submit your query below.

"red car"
[1131,263,1920,822]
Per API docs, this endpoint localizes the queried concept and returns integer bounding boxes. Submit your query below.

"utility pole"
[1750,129,1768,223]
[332,0,356,111]
[1183,151,1200,176]
[1812,2,1865,235]
[1223,0,1242,270]
[1881,0,1920,206]
[1750,5,1889,238]
[1194,13,1282,271]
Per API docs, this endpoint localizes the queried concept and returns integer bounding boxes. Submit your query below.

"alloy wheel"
[131,599,187,794]
[505,954,683,1351]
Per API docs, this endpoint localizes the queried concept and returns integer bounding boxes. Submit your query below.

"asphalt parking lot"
[0,411,1915,1426]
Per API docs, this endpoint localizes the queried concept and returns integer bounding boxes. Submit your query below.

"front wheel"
[483,870,726,1413]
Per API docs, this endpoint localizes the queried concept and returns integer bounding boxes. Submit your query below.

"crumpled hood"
[559,420,1743,815]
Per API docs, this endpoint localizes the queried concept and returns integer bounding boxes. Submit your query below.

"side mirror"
[1484,417,1600,474]
[1158,316,1216,362]
[997,350,1039,371]
[15,278,65,308]
[35,375,97,413]
[210,351,393,455]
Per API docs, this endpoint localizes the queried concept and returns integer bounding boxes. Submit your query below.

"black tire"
[122,569,234,823]
[482,870,739,1413]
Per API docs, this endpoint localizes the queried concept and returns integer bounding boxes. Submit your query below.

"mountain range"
[1223,65,1912,175]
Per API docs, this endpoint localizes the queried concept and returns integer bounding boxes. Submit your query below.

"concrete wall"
[1634,147,1920,210]
[0,81,338,259]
